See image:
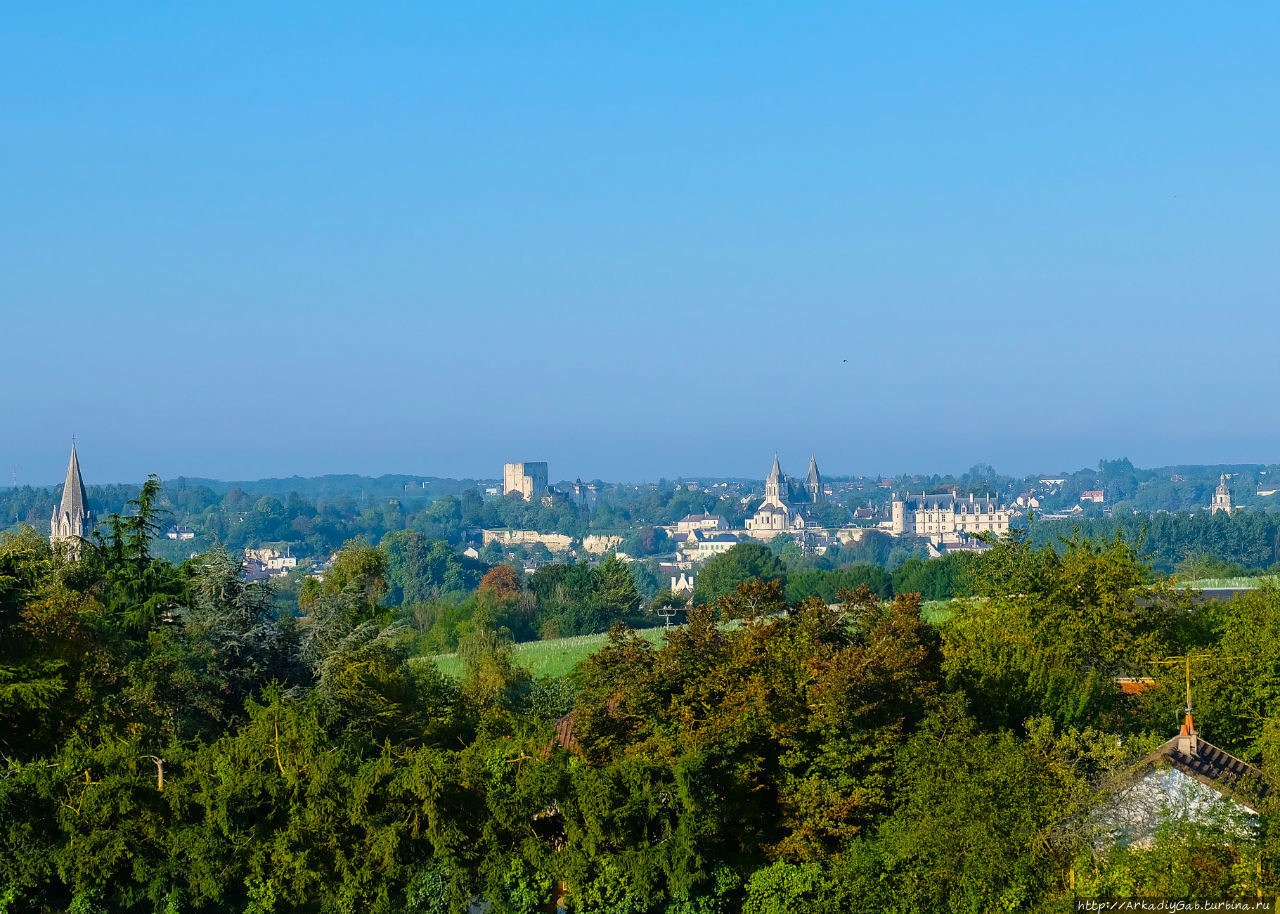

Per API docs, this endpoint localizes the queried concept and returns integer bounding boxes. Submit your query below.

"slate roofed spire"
[804,454,824,503]
[769,452,783,481]
[805,454,821,485]
[51,442,92,549]
[60,443,88,520]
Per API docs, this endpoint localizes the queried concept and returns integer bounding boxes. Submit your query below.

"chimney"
[1176,712,1200,756]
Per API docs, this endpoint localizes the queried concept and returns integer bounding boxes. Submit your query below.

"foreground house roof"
[1135,720,1269,812]
[1094,713,1269,848]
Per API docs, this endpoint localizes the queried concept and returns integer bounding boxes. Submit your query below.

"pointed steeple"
[60,443,88,522]
[51,442,92,548]
[764,453,790,507]
[804,454,824,503]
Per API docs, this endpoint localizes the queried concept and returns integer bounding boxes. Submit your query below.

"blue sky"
[3,2,1278,485]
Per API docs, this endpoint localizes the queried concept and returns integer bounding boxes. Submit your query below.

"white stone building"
[502,462,549,501]
[887,491,1015,543]
[745,454,823,541]
[675,512,728,535]
[677,529,741,562]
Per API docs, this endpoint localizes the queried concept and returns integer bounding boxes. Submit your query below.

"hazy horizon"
[5,4,1278,486]
[10,444,1279,490]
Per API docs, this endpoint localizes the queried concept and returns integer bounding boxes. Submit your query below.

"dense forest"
[4,478,1280,911]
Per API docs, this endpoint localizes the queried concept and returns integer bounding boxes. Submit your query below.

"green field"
[422,601,970,681]
[424,624,671,680]
[1175,576,1276,589]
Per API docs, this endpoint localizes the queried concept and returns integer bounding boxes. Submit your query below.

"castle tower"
[1211,474,1233,515]
[50,443,92,549]
[804,454,824,504]
[764,453,790,506]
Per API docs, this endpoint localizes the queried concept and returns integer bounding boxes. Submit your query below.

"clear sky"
[3,2,1278,485]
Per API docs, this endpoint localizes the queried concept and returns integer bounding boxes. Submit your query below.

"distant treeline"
[1031,509,1280,573]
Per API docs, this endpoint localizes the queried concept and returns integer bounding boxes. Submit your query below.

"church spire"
[51,442,92,549]
[805,454,824,504]
[60,443,88,522]
[764,452,790,506]
[769,452,783,482]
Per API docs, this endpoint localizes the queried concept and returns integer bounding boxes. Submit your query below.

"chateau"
[50,444,92,549]
[888,490,1014,543]
[745,454,824,541]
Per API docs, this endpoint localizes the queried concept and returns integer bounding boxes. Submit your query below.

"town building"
[244,547,298,577]
[166,525,196,541]
[1211,474,1234,514]
[669,571,695,596]
[568,478,598,509]
[502,462,549,501]
[50,443,92,550]
[745,454,823,541]
[887,491,1015,543]
[1080,490,1105,504]
[675,512,728,534]
[677,529,741,562]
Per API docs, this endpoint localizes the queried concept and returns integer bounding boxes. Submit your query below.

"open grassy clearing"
[1174,575,1276,589]
[424,601,973,681]
[425,624,671,680]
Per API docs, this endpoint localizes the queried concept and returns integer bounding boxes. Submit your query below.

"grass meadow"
[425,599,974,681]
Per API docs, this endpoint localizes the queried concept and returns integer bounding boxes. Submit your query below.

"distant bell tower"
[805,454,824,504]
[764,453,790,506]
[50,442,92,550]
[1211,474,1233,515]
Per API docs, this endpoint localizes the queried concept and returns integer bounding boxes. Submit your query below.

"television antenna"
[1151,652,1248,718]
[653,599,689,629]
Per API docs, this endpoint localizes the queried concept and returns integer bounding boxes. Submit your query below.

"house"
[677,529,740,563]
[1257,484,1280,498]
[1015,493,1040,509]
[1080,490,1105,504]
[925,535,993,558]
[166,525,195,541]
[244,547,297,577]
[675,512,728,534]
[670,572,695,595]
[1094,713,1268,848]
